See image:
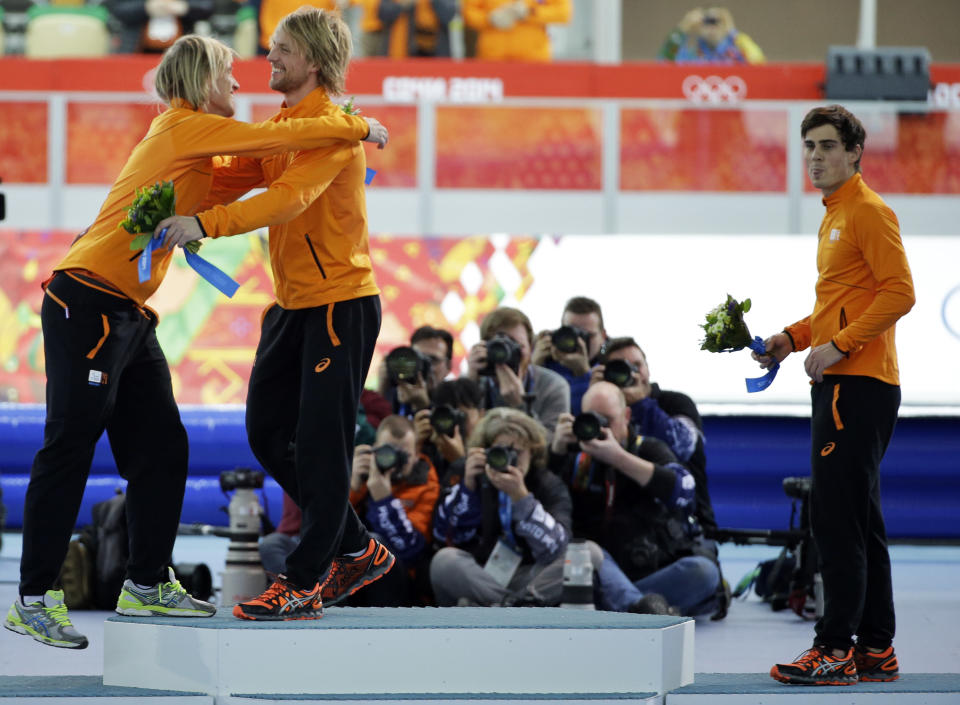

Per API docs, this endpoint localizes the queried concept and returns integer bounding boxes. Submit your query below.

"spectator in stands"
[464,307,569,439]
[431,407,571,606]
[549,382,720,616]
[106,0,215,53]
[658,6,764,64]
[346,415,440,605]
[590,337,716,533]
[380,325,455,417]
[531,296,608,417]
[415,377,485,486]
[258,0,352,54]
[377,0,457,57]
[462,0,571,62]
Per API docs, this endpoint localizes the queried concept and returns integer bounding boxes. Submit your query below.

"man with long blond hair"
[158,7,393,620]
[4,33,384,649]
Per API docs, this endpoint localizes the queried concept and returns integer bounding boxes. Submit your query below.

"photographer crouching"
[549,382,720,616]
[430,408,572,606]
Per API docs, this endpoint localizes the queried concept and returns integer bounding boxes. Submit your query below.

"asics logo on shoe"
[813,659,852,676]
[278,592,318,614]
[314,358,331,373]
[821,442,836,457]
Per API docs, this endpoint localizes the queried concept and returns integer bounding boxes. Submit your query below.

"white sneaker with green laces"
[115,567,216,617]
[4,590,89,649]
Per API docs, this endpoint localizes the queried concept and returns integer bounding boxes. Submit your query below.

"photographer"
[413,378,484,487]
[590,337,716,532]
[380,326,454,418]
[430,408,572,607]
[464,307,569,439]
[347,415,440,605]
[550,382,720,616]
[531,296,608,416]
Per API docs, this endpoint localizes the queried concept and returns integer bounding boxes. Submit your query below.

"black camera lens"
[485,444,519,472]
[219,467,265,492]
[603,359,636,388]
[373,444,407,472]
[385,346,431,385]
[430,404,465,437]
[551,325,589,355]
[572,411,609,442]
[480,333,522,376]
[782,476,811,500]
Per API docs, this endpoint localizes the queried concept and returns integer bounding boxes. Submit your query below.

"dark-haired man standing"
[756,105,915,686]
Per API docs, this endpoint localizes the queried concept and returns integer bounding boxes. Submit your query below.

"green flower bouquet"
[341,96,361,116]
[700,294,754,352]
[120,180,200,254]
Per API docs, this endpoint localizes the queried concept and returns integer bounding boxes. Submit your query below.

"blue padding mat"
[0,675,206,697]
[108,605,688,630]
[674,672,960,694]
[230,693,656,700]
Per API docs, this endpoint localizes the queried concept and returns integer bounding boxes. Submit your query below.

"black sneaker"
[770,646,858,685]
[628,593,678,616]
[854,644,899,682]
[232,576,322,621]
[321,538,395,607]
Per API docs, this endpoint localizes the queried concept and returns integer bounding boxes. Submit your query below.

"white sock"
[22,595,45,607]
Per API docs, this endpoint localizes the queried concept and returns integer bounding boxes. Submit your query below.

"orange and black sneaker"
[770,646,858,685]
[232,576,322,621]
[854,644,900,682]
[321,538,395,607]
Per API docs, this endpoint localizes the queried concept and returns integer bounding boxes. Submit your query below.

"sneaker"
[628,593,680,616]
[4,590,89,649]
[855,645,900,682]
[232,576,322,621]
[770,646,858,685]
[116,568,215,617]
[321,538,395,607]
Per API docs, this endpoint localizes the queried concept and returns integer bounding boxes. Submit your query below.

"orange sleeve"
[404,468,441,538]
[784,316,811,352]
[197,144,354,238]
[168,112,369,161]
[195,156,266,213]
[832,202,915,354]
[463,0,493,29]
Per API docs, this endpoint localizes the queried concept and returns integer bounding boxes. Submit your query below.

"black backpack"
[60,490,129,610]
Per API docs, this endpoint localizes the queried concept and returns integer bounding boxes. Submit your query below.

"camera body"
[385,346,433,386]
[485,444,519,472]
[373,443,409,473]
[430,404,466,437]
[572,411,609,442]
[220,467,265,492]
[480,333,522,376]
[782,475,811,500]
[603,359,637,388]
[551,325,591,356]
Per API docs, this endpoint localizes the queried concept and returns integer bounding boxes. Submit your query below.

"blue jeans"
[596,548,720,616]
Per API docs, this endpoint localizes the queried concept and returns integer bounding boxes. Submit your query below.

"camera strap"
[497,491,519,550]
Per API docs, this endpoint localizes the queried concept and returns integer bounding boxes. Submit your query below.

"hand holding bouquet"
[699,294,779,392]
[121,180,200,254]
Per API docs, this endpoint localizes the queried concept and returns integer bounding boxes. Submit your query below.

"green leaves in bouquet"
[341,96,361,116]
[122,180,200,253]
[700,294,754,352]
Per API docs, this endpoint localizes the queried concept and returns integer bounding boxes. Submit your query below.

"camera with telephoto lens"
[373,443,409,473]
[219,467,265,492]
[480,333,522,376]
[551,325,591,355]
[485,444,519,472]
[572,411,610,442]
[385,346,432,386]
[430,404,466,437]
[603,359,637,388]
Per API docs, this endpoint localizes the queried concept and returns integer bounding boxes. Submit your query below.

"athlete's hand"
[804,342,845,383]
[363,117,388,150]
[752,332,792,369]
[155,215,204,250]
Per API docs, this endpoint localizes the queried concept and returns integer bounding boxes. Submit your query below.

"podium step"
[0,675,210,703]
[103,607,693,698]
[668,672,960,704]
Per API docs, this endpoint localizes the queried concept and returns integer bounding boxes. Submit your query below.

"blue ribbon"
[497,491,518,550]
[138,228,239,298]
[746,336,779,393]
[365,168,376,185]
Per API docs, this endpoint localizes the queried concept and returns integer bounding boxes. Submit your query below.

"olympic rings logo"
[681,75,748,104]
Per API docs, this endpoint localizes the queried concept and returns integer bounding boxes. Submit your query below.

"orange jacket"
[350,462,441,545]
[785,173,915,386]
[463,0,571,62]
[196,88,380,309]
[56,103,368,306]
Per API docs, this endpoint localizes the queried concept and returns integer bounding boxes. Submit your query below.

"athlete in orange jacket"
[757,106,915,687]
[157,8,397,621]
[6,35,383,651]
